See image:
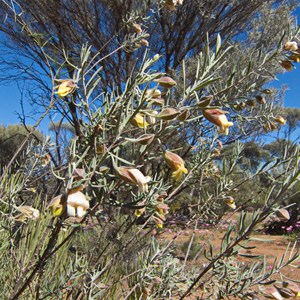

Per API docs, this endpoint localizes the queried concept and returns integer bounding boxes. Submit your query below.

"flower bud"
[40,153,51,167]
[263,123,271,132]
[99,166,110,173]
[155,76,177,89]
[232,104,243,111]
[125,134,155,145]
[288,54,300,63]
[280,60,293,71]
[256,95,266,104]
[149,98,165,106]
[246,99,255,107]
[152,54,160,62]
[142,287,150,300]
[195,95,213,108]
[273,116,286,125]
[93,124,103,133]
[141,39,149,47]
[132,23,142,34]
[157,192,168,202]
[156,203,169,216]
[145,89,164,106]
[276,208,290,222]
[177,109,190,121]
[262,89,272,94]
[269,122,277,131]
[117,167,150,192]
[153,216,164,228]
[157,107,180,120]
[96,143,107,155]
[164,0,183,10]
[164,0,176,10]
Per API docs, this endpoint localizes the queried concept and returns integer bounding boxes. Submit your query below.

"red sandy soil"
[158,222,300,299]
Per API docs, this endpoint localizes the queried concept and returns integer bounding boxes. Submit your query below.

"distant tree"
[48,120,75,165]
[0,124,43,168]
[281,107,300,140]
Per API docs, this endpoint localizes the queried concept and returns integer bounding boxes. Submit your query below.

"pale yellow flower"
[226,197,236,209]
[164,150,188,181]
[203,109,233,135]
[131,113,149,128]
[135,206,146,217]
[55,80,76,97]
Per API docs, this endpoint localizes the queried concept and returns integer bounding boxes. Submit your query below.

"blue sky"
[276,66,300,108]
[0,7,299,134]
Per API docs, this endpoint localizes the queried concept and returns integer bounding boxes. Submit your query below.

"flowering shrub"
[0,1,300,299]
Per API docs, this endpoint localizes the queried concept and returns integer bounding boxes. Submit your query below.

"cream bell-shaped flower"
[49,191,89,218]
[164,150,188,181]
[117,167,150,192]
[284,41,298,51]
[203,109,234,135]
[145,110,158,125]
[67,190,89,217]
